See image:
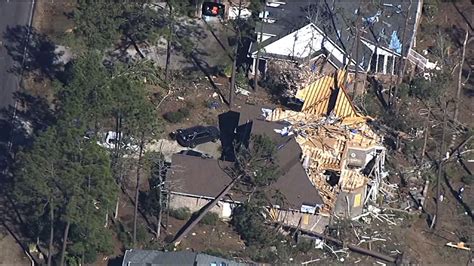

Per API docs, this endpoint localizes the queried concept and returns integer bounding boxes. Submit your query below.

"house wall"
[268,208,329,234]
[169,193,235,219]
[170,193,329,234]
[333,186,366,218]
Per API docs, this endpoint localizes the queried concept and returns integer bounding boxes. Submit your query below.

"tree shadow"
[3,25,63,80]
[443,172,474,221]
[452,2,473,32]
[0,91,56,192]
[0,92,56,265]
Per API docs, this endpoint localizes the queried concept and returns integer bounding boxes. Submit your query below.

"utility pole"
[229,0,243,107]
[431,101,448,230]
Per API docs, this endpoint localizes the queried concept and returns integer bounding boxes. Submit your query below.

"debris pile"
[264,71,392,216]
[265,57,329,97]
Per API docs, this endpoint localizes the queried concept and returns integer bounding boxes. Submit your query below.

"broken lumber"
[446,242,471,251]
[277,223,397,263]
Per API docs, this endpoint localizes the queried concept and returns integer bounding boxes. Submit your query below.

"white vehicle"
[97,131,139,152]
[228,7,252,20]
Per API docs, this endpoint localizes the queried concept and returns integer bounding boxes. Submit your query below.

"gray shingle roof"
[252,0,421,69]
[122,250,245,266]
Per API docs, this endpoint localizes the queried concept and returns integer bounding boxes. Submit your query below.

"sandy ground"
[0,229,30,265]
[147,139,222,162]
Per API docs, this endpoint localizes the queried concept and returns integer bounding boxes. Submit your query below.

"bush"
[169,207,191,220]
[203,248,230,259]
[199,212,219,226]
[232,203,275,246]
[115,222,132,249]
[163,107,190,123]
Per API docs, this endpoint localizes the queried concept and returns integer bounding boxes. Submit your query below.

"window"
[195,132,209,139]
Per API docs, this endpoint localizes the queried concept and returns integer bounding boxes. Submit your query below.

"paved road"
[0,0,34,110]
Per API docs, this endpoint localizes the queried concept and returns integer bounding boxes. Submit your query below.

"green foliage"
[163,107,190,123]
[73,0,124,50]
[203,248,231,259]
[136,225,148,243]
[245,245,278,263]
[296,239,313,253]
[13,40,162,263]
[121,3,165,43]
[231,203,274,246]
[198,212,219,226]
[233,134,280,188]
[235,70,248,89]
[169,207,191,220]
[115,222,132,250]
[14,122,118,263]
[409,72,451,101]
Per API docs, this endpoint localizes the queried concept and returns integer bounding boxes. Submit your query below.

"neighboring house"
[166,109,329,234]
[249,0,423,78]
[122,250,246,266]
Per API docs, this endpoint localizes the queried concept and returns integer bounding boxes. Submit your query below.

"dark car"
[175,126,220,148]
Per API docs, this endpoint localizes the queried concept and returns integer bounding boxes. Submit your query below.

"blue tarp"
[389,31,402,54]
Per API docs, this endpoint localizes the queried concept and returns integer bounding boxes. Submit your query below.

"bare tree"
[229,0,243,106]
[453,29,469,122]
[253,2,265,90]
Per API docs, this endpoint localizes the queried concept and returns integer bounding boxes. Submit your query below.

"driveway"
[147,139,222,162]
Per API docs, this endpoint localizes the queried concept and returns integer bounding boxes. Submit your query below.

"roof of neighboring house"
[250,23,353,69]
[122,250,244,266]
[251,0,421,71]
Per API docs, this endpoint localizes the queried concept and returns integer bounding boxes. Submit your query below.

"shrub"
[163,107,190,123]
[203,248,230,259]
[169,207,191,220]
[115,222,132,249]
[232,203,275,246]
[199,212,219,226]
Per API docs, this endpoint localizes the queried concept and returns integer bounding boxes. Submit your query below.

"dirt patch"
[33,0,75,42]
[0,227,31,265]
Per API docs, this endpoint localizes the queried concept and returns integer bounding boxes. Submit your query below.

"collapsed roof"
[264,71,387,213]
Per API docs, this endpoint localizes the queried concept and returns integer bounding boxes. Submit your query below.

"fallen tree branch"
[275,223,398,263]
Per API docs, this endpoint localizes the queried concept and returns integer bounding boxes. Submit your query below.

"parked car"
[175,126,220,148]
[178,149,212,159]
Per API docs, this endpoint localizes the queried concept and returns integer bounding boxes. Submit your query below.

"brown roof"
[167,154,235,200]
[167,120,323,208]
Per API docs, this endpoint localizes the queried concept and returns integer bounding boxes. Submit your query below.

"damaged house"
[166,109,332,234]
[249,0,424,96]
[264,70,391,218]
